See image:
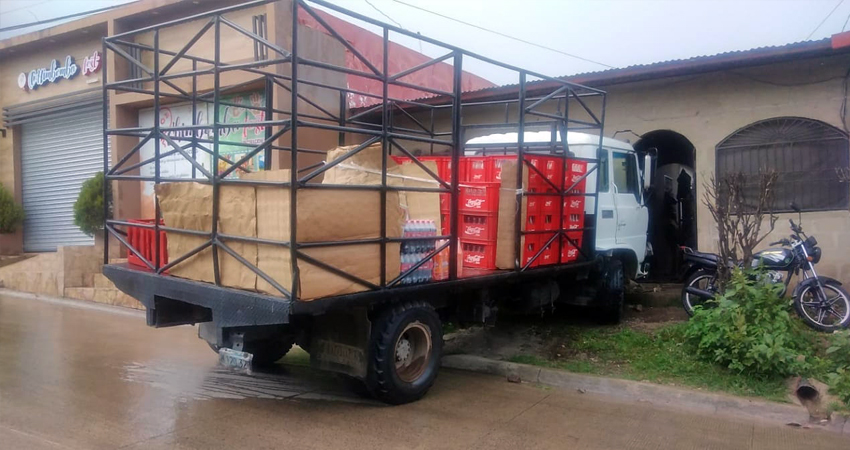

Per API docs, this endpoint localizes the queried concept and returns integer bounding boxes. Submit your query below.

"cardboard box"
[155,182,257,290]
[495,160,529,269]
[244,169,404,299]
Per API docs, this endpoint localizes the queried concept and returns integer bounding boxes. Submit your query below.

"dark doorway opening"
[634,130,697,282]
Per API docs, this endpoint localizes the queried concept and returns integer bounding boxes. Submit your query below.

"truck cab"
[465,131,651,279]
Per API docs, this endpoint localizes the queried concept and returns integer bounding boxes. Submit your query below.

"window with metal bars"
[252,14,268,61]
[715,117,850,212]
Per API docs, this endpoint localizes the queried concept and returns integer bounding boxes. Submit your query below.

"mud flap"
[310,307,371,379]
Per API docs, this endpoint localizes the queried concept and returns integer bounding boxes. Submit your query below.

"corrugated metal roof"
[395,35,847,106]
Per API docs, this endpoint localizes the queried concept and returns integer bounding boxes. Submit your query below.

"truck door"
[611,151,648,258]
[594,149,617,251]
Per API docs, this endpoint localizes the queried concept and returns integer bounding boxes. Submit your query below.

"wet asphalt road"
[1,293,849,450]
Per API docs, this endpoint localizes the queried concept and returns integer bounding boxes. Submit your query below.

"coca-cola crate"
[526,188,541,215]
[541,194,559,214]
[565,159,588,192]
[538,232,559,266]
[462,157,489,183]
[440,193,449,212]
[563,195,586,215]
[521,234,540,268]
[563,212,584,228]
[561,232,584,263]
[440,213,450,236]
[460,213,498,241]
[540,213,560,231]
[488,156,510,182]
[127,219,168,269]
[525,213,541,232]
[459,182,500,213]
[461,239,496,269]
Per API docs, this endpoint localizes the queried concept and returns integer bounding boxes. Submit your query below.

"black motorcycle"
[680,205,850,332]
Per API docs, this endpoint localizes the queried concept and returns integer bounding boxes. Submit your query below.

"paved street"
[0,293,848,450]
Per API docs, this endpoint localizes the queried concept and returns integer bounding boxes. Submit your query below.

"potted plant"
[74,172,112,239]
[0,183,24,235]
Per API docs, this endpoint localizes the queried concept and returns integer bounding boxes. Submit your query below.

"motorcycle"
[680,204,850,332]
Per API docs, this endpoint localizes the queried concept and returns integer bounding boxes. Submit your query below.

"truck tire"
[366,301,443,405]
[208,334,296,367]
[597,259,625,324]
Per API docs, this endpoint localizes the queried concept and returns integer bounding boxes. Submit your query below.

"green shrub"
[825,330,850,407]
[0,183,24,234]
[73,172,111,237]
[685,268,811,377]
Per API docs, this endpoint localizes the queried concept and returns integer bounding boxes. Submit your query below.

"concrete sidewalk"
[442,354,849,435]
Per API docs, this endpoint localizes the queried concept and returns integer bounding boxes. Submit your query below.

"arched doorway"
[634,130,697,282]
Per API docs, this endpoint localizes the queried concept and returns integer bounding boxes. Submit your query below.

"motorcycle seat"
[682,247,718,262]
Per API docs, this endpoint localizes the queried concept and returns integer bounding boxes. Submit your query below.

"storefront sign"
[82,51,102,76]
[18,55,79,91]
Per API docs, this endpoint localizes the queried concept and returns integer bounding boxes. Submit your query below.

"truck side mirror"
[642,154,652,191]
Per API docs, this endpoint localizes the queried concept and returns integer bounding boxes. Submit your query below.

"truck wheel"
[366,301,443,405]
[208,334,296,367]
[597,259,625,324]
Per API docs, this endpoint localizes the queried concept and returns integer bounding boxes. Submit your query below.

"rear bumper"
[103,263,291,328]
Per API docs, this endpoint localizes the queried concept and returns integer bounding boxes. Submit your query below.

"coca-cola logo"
[465,198,485,208]
[465,226,484,236]
[570,200,581,208]
[466,254,484,264]
[568,249,578,257]
[571,163,583,172]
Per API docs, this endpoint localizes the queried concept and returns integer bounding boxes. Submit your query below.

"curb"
[0,288,145,318]
[442,354,849,435]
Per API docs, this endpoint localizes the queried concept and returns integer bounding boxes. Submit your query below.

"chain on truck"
[101,0,653,404]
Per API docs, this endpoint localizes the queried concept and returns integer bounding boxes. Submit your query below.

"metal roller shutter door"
[21,104,105,252]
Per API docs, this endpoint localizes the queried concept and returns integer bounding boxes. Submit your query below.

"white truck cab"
[465,131,651,279]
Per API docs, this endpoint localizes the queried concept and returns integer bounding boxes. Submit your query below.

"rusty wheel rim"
[394,321,432,383]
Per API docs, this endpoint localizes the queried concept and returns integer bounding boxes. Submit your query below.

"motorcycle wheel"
[682,269,718,317]
[794,280,850,332]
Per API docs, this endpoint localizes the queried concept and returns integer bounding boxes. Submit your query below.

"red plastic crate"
[521,235,540,268]
[127,219,168,269]
[563,196,586,215]
[526,188,541,215]
[538,233,559,266]
[460,213,498,241]
[561,232,584,263]
[461,240,496,269]
[541,195,559,214]
[541,213,560,231]
[490,156,516,182]
[525,213,541,232]
[463,157,489,183]
[459,182,500,213]
[440,213,450,236]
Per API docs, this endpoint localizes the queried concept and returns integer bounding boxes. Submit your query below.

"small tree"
[74,172,112,237]
[702,171,779,284]
[0,184,24,234]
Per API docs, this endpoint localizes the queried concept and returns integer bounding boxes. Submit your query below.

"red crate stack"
[127,219,168,269]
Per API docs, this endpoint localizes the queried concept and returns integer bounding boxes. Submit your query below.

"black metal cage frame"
[102,0,607,303]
